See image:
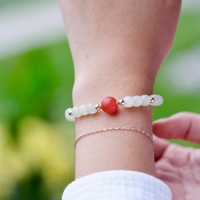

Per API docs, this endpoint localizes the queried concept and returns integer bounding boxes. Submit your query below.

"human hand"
[153,112,200,199]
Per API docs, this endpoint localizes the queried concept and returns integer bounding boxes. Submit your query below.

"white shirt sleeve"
[62,170,172,200]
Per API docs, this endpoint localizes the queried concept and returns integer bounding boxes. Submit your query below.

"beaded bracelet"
[65,94,163,122]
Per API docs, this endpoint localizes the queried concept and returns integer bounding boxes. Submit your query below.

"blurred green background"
[0,0,200,199]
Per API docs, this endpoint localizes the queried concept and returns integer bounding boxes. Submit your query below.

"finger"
[154,135,170,161]
[153,112,200,144]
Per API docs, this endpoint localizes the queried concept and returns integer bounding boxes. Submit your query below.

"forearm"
[59,0,181,179]
[59,0,177,80]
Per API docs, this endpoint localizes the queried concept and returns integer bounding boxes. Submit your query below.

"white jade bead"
[123,96,134,107]
[86,103,97,114]
[150,95,164,106]
[141,95,150,106]
[79,104,88,115]
[133,96,142,107]
[65,108,75,122]
[72,106,81,117]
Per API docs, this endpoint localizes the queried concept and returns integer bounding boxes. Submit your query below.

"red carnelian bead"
[101,97,118,114]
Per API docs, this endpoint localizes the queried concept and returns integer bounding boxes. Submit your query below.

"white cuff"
[62,170,172,200]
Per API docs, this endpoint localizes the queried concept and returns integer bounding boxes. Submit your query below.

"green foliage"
[0,40,75,200]
[153,11,200,120]
[10,172,46,200]
[0,41,74,128]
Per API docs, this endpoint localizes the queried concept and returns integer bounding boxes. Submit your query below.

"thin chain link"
[75,127,154,148]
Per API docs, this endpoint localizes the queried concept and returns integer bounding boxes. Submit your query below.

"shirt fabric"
[62,170,172,200]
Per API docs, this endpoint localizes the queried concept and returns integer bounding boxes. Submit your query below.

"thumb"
[153,112,200,144]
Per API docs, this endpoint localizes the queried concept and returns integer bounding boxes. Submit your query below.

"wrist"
[73,75,155,178]
[72,57,156,179]
[73,73,155,107]
[72,46,159,106]
[72,68,155,134]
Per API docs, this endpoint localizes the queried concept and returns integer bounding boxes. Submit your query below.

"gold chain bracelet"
[75,127,154,148]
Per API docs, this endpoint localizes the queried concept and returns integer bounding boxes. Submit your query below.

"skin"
[58,0,182,179]
[153,112,200,199]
